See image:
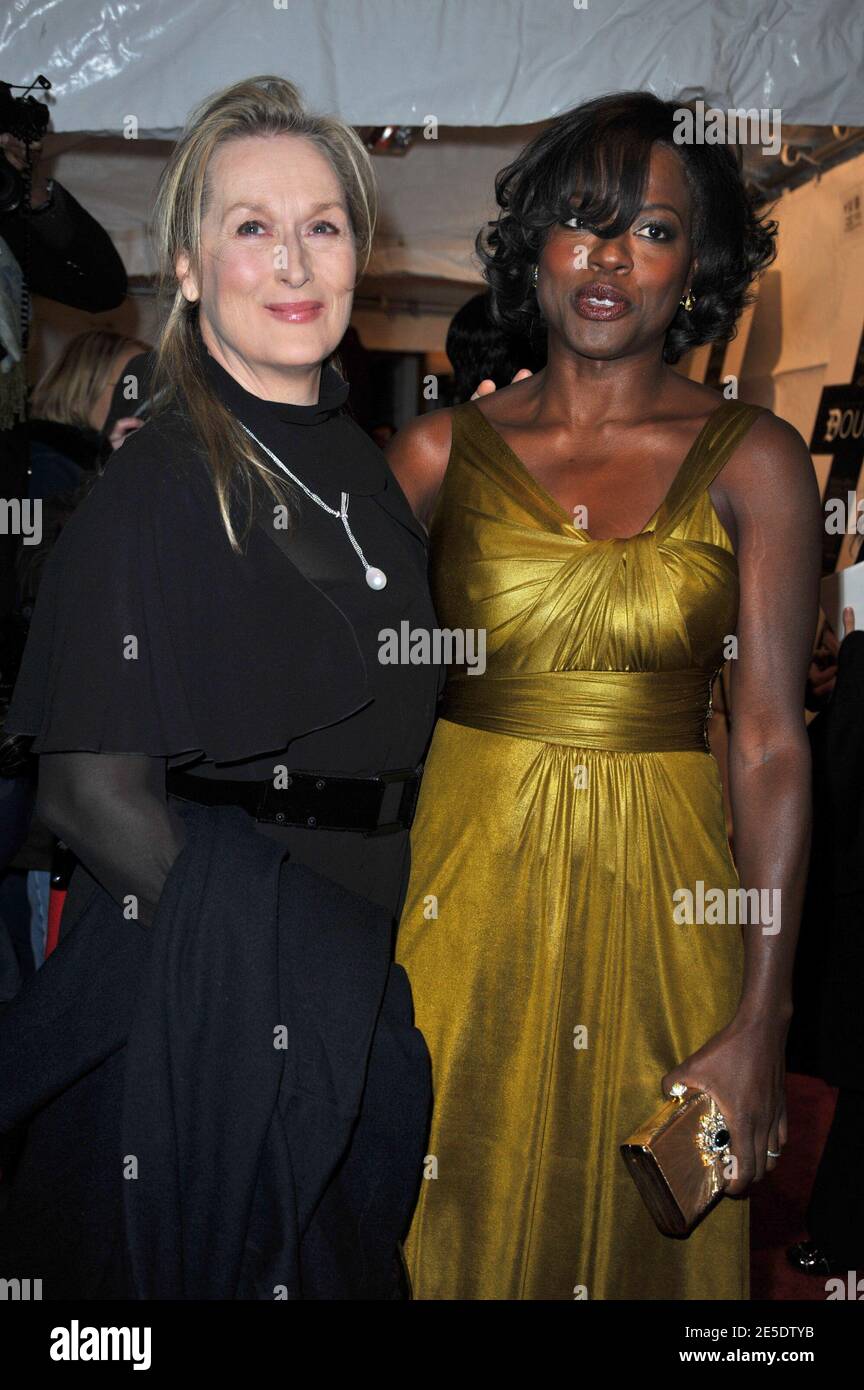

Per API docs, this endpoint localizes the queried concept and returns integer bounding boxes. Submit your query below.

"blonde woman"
[28,329,151,497]
[1,76,441,1299]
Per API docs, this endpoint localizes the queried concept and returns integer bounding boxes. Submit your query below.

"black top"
[192,344,441,780]
[7,330,444,923]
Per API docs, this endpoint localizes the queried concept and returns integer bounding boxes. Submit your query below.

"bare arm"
[37,752,187,928]
[723,412,822,1023]
[663,410,822,1194]
[384,409,454,529]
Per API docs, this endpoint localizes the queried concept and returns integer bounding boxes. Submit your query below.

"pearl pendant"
[365,566,388,590]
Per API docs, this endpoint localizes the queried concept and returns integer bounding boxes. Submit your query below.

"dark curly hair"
[446,292,547,403]
[475,90,778,365]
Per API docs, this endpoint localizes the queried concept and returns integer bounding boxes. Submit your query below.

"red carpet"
[750,1072,837,1300]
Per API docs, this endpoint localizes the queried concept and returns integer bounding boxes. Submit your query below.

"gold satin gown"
[396,397,765,1300]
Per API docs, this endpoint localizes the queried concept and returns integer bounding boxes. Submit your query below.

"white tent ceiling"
[6,0,864,133]
[8,0,864,358]
[6,0,863,287]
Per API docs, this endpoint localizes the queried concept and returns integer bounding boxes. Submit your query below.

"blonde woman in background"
[9,331,150,973]
[28,329,151,500]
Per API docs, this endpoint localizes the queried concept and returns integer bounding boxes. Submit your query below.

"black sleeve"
[0,181,126,312]
[36,752,187,929]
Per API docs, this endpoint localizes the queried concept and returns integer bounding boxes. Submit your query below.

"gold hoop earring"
[680,289,695,312]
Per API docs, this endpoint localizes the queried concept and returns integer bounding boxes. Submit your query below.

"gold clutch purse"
[619,1084,732,1237]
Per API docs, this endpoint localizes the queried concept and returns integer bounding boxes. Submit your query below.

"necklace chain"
[239,421,387,589]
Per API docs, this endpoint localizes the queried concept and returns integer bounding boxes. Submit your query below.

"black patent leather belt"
[165,765,423,835]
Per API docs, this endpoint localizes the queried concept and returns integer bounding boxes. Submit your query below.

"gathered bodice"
[428,398,764,751]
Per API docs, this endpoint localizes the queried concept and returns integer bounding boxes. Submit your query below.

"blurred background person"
[0,330,151,1002]
[0,122,128,622]
[445,289,546,404]
[787,533,864,1277]
[0,90,129,1005]
[27,329,150,501]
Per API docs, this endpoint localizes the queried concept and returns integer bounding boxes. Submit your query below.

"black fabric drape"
[0,800,431,1299]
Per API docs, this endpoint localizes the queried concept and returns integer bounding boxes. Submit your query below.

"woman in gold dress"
[388,92,822,1300]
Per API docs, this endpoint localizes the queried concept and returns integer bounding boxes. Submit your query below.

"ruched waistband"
[439,669,716,752]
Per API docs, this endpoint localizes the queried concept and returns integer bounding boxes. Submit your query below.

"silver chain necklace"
[239,422,387,590]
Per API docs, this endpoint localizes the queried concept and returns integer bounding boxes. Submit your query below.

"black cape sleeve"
[5,406,370,763]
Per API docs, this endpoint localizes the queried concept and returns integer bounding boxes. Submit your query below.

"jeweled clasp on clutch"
[697,1109,732,1167]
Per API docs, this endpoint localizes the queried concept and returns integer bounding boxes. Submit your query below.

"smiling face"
[175,132,357,401]
[537,143,698,362]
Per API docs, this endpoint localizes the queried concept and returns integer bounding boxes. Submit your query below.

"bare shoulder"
[468,373,540,428]
[385,406,457,527]
[718,404,821,520]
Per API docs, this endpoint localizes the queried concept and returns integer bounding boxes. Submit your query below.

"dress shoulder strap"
[450,399,486,442]
[441,399,507,478]
[426,401,480,530]
[654,400,766,541]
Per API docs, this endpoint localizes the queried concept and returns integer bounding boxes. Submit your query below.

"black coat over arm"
[0,799,432,1299]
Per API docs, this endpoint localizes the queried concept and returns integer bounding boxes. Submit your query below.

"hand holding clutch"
[620,1083,733,1238]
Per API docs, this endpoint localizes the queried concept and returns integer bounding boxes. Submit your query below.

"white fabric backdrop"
[5,0,863,134]
[14,0,864,480]
[7,0,863,284]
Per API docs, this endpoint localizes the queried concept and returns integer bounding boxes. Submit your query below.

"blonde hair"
[30,330,150,430]
[150,74,377,551]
